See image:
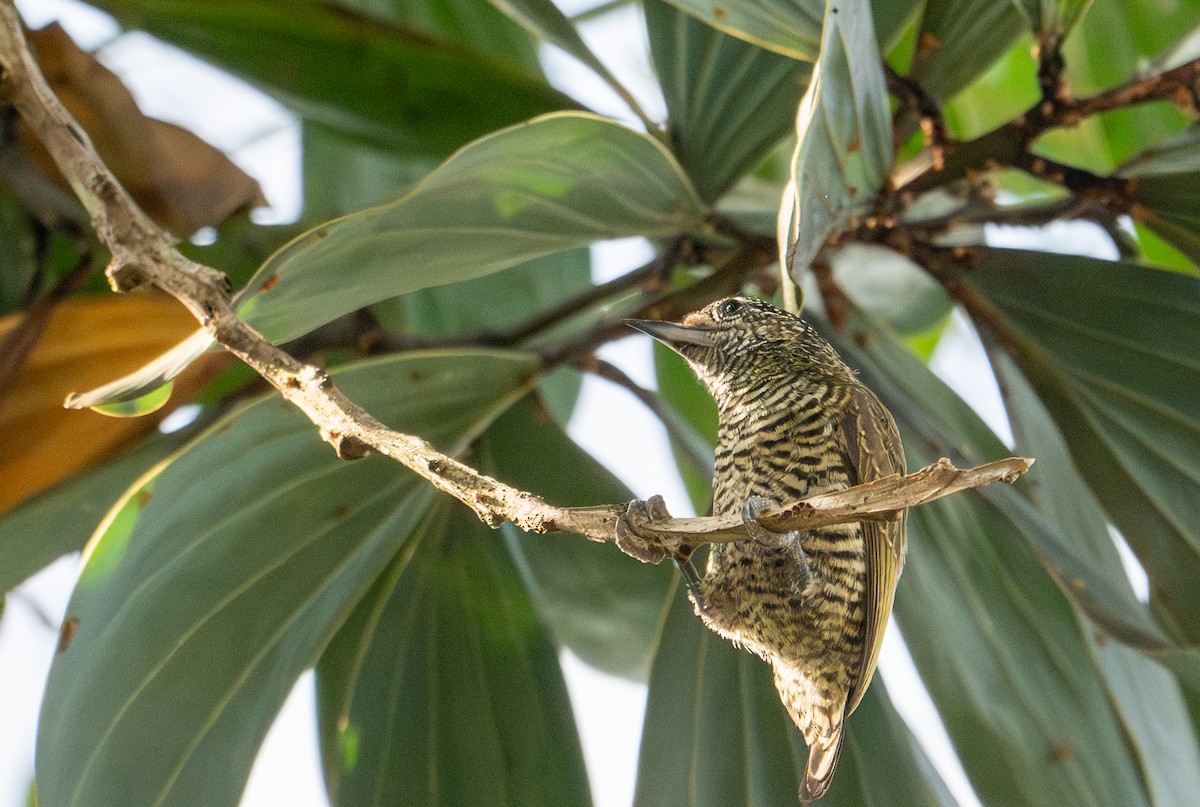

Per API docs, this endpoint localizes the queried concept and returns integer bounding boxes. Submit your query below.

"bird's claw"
[742,496,789,547]
[615,495,673,564]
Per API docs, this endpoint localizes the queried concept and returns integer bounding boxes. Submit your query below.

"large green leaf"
[658,0,824,61]
[1038,0,1196,173]
[984,347,1177,651]
[962,250,1200,644]
[632,582,956,806]
[238,112,706,343]
[301,122,439,221]
[1013,0,1093,36]
[36,349,539,807]
[316,499,590,807]
[1118,125,1200,270]
[484,394,674,679]
[821,316,1152,807]
[1085,636,1200,807]
[90,0,571,157]
[331,0,539,68]
[0,422,203,594]
[939,33,1039,140]
[653,340,717,513]
[392,249,594,421]
[485,0,650,123]
[644,0,811,202]
[987,348,1200,801]
[296,0,541,218]
[784,0,893,277]
[655,0,916,61]
[907,0,1028,101]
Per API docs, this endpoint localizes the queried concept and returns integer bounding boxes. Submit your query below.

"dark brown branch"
[901,56,1200,195]
[1012,152,1137,212]
[1034,31,1070,107]
[886,64,951,168]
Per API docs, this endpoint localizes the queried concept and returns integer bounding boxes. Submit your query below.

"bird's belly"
[695,525,867,674]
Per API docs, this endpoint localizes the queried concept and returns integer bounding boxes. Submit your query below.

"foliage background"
[2,0,1200,805]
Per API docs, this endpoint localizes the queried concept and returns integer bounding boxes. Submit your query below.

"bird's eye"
[718,299,743,318]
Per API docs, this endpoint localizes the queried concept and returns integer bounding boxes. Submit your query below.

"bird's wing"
[838,383,907,716]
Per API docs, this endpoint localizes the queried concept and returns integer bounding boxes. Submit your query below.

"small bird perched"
[625,296,906,802]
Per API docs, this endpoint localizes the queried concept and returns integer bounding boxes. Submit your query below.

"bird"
[623,296,907,802]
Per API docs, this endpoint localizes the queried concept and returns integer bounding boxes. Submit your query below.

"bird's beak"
[625,319,718,348]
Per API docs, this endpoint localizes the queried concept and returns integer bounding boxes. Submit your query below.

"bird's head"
[627,296,851,404]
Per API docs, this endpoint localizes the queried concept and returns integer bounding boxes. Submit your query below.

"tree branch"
[556,457,1035,556]
[0,2,1033,561]
[900,56,1200,195]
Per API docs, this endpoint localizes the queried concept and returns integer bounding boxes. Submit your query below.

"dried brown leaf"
[23,23,266,235]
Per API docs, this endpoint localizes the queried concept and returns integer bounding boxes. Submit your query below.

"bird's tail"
[772,664,848,802]
[799,729,844,803]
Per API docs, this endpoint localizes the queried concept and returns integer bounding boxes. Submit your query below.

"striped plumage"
[629,297,906,802]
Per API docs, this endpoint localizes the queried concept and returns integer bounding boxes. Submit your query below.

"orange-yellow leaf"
[0,296,225,513]
[24,24,266,236]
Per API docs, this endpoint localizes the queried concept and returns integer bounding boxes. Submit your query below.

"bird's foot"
[615,495,674,564]
[742,496,789,547]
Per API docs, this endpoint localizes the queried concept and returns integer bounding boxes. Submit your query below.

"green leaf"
[987,346,1178,652]
[1132,220,1199,275]
[657,0,824,61]
[396,249,592,339]
[632,582,955,806]
[632,582,806,807]
[238,112,706,343]
[296,0,542,218]
[301,122,439,221]
[1118,125,1200,270]
[1083,635,1200,807]
[88,381,174,417]
[653,340,716,513]
[0,188,38,314]
[1039,0,1195,172]
[486,0,649,123]
[940,33,1039,140]
[36,349,539,807]
[395,249,593,421]
[316,499,591,807]
[784,0,893,276]
[898,468,1148,807]
[907,0,1028,101]
[63,330,214,413]
[0,423,204,594]
[654,0,916,62]
[961,250,1200,644]
[645,0,811,202]
[331,0,539,68]
[484,394,673,679]
[829,243,952,335]
[91,0,572,157]
[1013,0,1093,36]
[821,316,1152,807]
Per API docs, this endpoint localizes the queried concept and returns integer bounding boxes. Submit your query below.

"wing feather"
[838,383,906,716]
